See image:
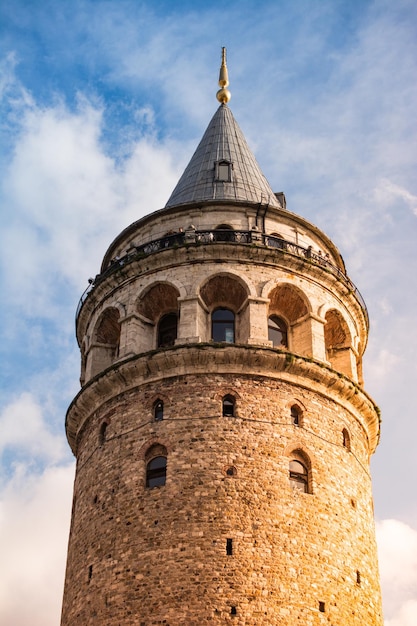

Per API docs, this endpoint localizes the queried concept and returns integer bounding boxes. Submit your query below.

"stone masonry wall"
[61,368,383,625]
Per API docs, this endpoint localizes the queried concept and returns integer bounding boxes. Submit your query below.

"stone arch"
[283,441,316,465]
[149,392,170,416]
[267,283,310,323]
[89,307,121,377]
[144,442,168,462]
[136,282,181,349]
[214,387,242,402]
[137,282,181,323]
[214,388,240,418]
[324,309,356,378]
[285,398,307,427]
[199,273,249,310]
[285,397,307,414]
[199,273,250,344]
[266,283,311,355]
[94,307,121,344]
[139,438,171,460]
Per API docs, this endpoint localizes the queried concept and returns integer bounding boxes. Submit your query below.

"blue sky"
[1,1,416,624]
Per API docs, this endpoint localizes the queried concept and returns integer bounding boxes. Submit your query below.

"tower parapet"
[61,51,383,625]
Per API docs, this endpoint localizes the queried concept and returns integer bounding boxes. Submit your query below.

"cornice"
[66,344,380,456]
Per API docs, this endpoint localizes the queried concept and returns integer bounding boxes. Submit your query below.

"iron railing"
[76,230,368,325]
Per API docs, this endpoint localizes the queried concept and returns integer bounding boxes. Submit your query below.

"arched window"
[268,232,286,249]
[212,308,235,343]
[222,395,235,417]
[289,452,310,493]
[154,400,164,421]
[146,456,167,488]
[99,421,108,446]
[157,313,178,348]
[290,405,301,426]
[342,428,351,451]
[214,224,235,242]
[90,307,121,377]
[268,315,288,348]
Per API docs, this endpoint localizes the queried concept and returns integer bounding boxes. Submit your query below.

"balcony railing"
[76,229,368,325]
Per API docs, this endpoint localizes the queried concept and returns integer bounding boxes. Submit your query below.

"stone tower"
[61,51,383,625]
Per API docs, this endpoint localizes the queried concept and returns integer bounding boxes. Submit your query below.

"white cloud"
[365,348,401,382]
[377,519,417,625]
[385,601,417,626]
[0,462,74,626]
[0,86,180,317]
[374,179,417,217]
[0,393,65,465]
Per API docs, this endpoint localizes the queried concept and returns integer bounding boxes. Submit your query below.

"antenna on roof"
[216,47,231,104]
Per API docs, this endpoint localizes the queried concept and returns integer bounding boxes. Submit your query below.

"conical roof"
[165,104,281,209]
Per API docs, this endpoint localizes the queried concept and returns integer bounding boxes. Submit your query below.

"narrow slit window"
[319,601,325,613]
[226,538,233,555]
[343,428,351,451]
[99,422,108,446]
[222,395,235,417]
[290,405,301,426]
[154,400,164,421]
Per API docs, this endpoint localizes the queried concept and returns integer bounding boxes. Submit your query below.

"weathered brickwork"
[62,359,382,624]
[61,153,382,621]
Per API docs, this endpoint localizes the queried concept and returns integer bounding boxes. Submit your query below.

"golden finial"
[216,47,231,104]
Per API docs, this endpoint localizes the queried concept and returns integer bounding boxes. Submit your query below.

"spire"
[165,50,281,209]
[216,47,231,104]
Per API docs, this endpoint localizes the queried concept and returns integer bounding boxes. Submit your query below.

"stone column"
[177,296,208,343]
[243,297,271,346]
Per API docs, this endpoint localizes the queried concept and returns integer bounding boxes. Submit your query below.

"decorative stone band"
[66,343,380,457]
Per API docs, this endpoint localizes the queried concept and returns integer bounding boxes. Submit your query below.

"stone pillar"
[119,313,154,357]
[309,314,327,362]
[244,297,271,346]
[291,313,327,361]
[86,343,116,379]
[177,296,207,343]
[328,347,358,381]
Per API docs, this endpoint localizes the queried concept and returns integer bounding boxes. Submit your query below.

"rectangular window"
[226,538,233,555]
[215,161,231,182]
